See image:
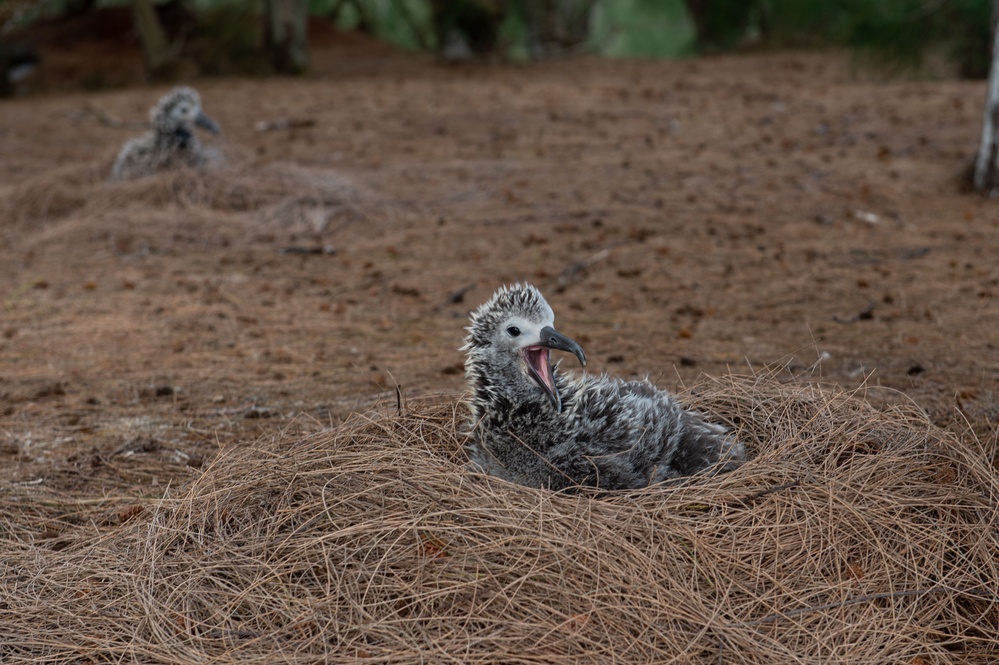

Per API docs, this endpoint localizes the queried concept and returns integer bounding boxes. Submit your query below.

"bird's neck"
[465,356,571,424]
[157,125,196,151]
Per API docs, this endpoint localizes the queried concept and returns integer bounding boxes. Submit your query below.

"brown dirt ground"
[1,19,997,527]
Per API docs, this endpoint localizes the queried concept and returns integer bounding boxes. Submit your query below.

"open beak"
[524,326,586,412]
[195,111,220,135]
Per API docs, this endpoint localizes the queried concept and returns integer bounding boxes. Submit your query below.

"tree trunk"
[0,51,11,98]
[131,0,176,79]
[685,0,756,52]
[521,0,596,59]
[264,0,310,74]
[973,0,999,194]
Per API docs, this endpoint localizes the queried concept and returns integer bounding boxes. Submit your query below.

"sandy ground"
[1,26,996,515]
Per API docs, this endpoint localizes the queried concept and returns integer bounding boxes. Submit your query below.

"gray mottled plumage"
[111,86,221,181]
[463,283,745,491]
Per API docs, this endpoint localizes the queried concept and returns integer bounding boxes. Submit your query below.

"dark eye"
[506,326,521,337]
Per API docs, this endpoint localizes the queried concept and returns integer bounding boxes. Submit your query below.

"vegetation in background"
[750,0,995,79]
[190,2,271,75]
[592,0,696,58]
[325,0,434,52]
[328,0,994,78]
[318,0,994,78]
[131,0,178,78]
[684,0,756,52]
[264,0,309,73]
[0,0,995,82]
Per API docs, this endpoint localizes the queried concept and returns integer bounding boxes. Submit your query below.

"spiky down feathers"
[111,87,217,180]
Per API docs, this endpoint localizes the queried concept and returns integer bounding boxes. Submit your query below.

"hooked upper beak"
[539,326,586,367]
[195,111,220,135]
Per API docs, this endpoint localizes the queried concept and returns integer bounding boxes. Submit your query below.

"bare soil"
[1,22,997,520]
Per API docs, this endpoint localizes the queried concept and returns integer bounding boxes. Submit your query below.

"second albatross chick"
[111,86,221,180]
[463,283,744,491]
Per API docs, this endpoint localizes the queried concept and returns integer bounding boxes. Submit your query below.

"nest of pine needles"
[2,374,997,664]
[0,157,368,241]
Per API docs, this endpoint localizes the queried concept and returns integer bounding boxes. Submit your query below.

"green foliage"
[431,0,504,54]
[686,0,758,51]
[6,0,995,78]
[334,0,434,51]
[192,2,271,76]
[498,0,529,60]
[941,0,993,78]
[751,0,994,78]
[327,0,698,60]
[834,0,990,76]
[751,1,856,47]
[590,0,696,58]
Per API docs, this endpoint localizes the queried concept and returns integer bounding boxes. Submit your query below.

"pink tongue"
[529,348,554,392]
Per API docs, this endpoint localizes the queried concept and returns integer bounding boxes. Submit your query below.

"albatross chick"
[111,86,221,180]
[463,283,744,491]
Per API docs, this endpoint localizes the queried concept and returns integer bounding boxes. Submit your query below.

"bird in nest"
[462,283,745,491]
[111,86,221,180]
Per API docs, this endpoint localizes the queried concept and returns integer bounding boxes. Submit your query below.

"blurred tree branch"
[264,0,310,74]
[131,0,178,79]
